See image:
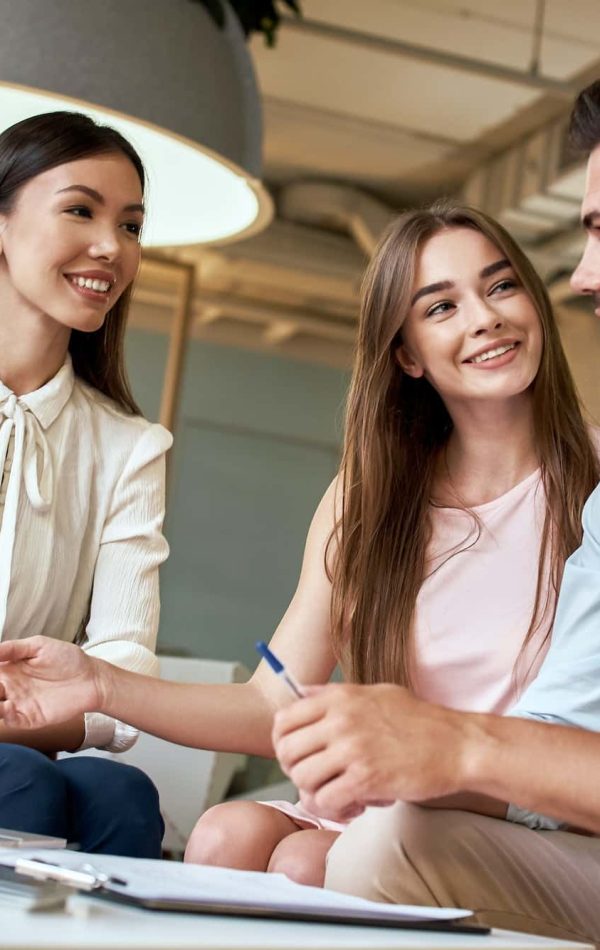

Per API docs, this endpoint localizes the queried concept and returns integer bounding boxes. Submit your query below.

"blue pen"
[255,641,305,698]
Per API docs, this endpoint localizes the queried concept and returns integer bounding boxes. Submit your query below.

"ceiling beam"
[281,15,578,99]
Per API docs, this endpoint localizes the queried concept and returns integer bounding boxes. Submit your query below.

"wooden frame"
[136,253,196,434]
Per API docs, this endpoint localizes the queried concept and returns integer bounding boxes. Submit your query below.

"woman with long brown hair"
[0,201,595,877]
[331,201,598,695]
[0,111,171,855]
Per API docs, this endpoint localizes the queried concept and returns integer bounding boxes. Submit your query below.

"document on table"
[0,848,485,932]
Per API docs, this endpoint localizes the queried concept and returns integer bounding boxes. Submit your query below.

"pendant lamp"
[0,0,272,246]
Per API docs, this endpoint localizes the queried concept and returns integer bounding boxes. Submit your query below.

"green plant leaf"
[190,0,301,45]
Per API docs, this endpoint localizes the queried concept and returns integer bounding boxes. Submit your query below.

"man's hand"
[0,636,104,729]
[273,683,475,823]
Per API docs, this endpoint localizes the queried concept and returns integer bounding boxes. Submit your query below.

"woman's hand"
[0,636,103,729]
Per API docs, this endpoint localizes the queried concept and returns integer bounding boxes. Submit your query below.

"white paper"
[0,848,471,922]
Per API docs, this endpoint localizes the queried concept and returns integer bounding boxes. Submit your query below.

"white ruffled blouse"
[0,356,172,751]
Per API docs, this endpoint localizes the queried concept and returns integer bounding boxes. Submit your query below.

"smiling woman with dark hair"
[0,111,171,855]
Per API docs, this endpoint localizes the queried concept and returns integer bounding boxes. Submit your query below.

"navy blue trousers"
[0,744,164,856]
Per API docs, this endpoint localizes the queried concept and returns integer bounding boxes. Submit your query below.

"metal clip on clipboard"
[15,858,126,892]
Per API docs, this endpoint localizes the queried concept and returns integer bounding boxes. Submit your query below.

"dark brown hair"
[330,201,600,688]
[0,111,145,414]
[569,80,600,155]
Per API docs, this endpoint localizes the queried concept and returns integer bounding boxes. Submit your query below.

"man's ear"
[394,343,425,379]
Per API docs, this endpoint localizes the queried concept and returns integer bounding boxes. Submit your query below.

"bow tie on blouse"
[0,358,73,639]
[0,392,54,512]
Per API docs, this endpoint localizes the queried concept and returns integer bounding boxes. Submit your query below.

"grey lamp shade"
[0,0,272,245]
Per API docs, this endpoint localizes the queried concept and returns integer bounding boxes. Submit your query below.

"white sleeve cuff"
[506,802,565,830]
[78,712,140,753]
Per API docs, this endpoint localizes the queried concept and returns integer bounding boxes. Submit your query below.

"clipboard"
[93,889,490,933]
[9,854,490,934]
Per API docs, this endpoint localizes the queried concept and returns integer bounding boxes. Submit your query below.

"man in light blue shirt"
[512,484,600,731]
[511,81,600,738]
[504,483,600,830]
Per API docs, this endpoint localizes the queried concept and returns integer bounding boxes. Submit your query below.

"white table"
[0,897,592,950]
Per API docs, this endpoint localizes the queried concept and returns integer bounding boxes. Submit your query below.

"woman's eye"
[65,205,92,218]
[122,222,142,238]
[490,278,516,294]
[426,301,454,318]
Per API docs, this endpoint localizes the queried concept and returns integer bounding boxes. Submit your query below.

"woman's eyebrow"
[56,184,144,214]
[410,258,512,307]
[479,258,510,279]
[411,279,453,307]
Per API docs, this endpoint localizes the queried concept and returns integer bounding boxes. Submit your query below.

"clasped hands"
[272,682,470,823]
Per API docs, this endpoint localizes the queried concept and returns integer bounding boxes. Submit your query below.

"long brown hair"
[0,111,144,414]
[330,201,599,688]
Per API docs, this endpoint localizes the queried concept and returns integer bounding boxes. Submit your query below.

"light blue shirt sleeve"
[505,482,600,829]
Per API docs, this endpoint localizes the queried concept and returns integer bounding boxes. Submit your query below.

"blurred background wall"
[124,0,600,664]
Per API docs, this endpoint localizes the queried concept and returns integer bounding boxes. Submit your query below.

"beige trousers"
[325,804,600,946]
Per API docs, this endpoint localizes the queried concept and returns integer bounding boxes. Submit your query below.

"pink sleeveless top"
[411,469,551,714]
[267,471,553,832]
[266,435,600,831]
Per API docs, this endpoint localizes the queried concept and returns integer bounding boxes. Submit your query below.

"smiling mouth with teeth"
[466,342,518,364]
[67,275,112,294]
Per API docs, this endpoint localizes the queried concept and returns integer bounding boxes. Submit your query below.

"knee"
[107,764,162,842]
[326,803,451,901]
[107,762,161,818]
[0,744,66,808]
[99,760,159,814]
[185,801,281,870]
[325,805,396,899]
[60,757,162,832]
[326,803,485,904]
[185,803,236,865]
[392,802,483,869]
[268,833,325,887]
[58,756,164,856]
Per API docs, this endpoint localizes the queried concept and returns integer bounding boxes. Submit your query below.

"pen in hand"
[255,641,305,699]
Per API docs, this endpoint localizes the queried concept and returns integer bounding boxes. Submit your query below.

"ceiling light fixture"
[0,0,273,247]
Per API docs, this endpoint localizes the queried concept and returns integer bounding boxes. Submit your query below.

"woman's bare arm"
[0,482,339,757]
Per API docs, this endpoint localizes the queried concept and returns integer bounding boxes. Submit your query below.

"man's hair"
[569,80,600,154]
